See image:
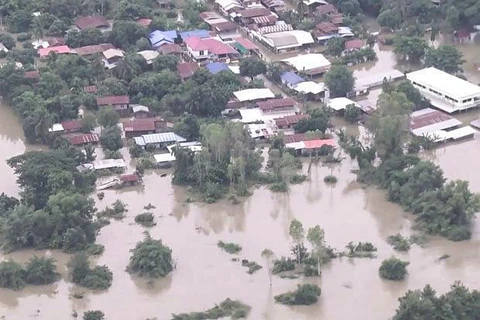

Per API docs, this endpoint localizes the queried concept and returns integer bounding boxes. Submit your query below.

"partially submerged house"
[96,95,130,116]
[68,133,100,146]
[274,114,310,129]
[253,30,314,53]
[282,53,331,76]
[344,39,365,53]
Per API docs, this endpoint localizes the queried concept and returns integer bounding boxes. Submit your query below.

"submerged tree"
[127,234,173,278]
[239,57,267,80]
[379,257,409,281]
[324,65,355,97]
[424,45,465,74]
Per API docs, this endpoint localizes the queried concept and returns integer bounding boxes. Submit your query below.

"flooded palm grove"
[2,41,480,320]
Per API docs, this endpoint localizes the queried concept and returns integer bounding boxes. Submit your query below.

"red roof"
[226,100,244,109]
[177,62,199,79]
[83,85,98,93]
[74,16,110,30]
[274,114,310,127]
[316,22,338,34]
[158,43,182,54]
[234,37,258,50]
[136,18,152,27]
[212,21,238,32]
[123,119,156,132]
[240,7,272,18]
[184,37,237,55]
[74,43,115,56]
[96,95,130,106]
[38,45,71,57]
[61,120,83,131]
[68,133,99,145]
[410,109,454,130]
[24,70,40,79]
[120,173,140,182]
[303,139,335,149]
[257,98,297,112]
[329,13,343,25]
[316,4,338,15]
[345,39,365,50]
[455,28,470,39]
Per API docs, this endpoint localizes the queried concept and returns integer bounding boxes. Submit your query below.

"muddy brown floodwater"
[1,42,480,319]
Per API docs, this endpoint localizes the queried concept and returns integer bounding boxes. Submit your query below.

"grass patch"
[387,234,411,251]
[135,212,156,227]
[171,298,250,319]
[241,259,262,274]
[217,241,242,254]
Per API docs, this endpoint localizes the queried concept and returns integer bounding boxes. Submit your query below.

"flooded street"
[1,41,480,320]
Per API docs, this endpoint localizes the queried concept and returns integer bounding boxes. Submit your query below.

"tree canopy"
[128,234,174,278]
[424,45,465,74]
[239,58,267,80]
[324,65,355,97]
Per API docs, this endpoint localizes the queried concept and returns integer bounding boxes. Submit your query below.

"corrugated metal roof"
[92,159,126,170]
[134,132,186,146]
[281,71,304,85]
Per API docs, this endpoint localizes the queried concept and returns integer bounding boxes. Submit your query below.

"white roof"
[303,0,328,5]
[424,126,476,142]
[154,153,176,163]
[233,88,275,102]
[137,50,159,63]
[132,105,150,113]
[327,97,360,111]
[215,0,242,9]
[32,40,49,49]
[134,132,186,146]
[288,30,315,45]
[228,65,240,74]
[92,159,126,170]
[48,123,64,132]
[263,30,314,49]
[166,141,202,153]
[245,123,275,139]
[238,108,296,123]
[356,70,405,88]
[103,48,124,59]
[285,141,305,150]
[282,53,330,72]
[406,67,480,99]
[294,81,325,94]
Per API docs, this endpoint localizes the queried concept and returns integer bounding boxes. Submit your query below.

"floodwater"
[1,42,480,320]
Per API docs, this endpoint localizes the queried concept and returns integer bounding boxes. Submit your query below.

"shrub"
[83,310,105,320]
[16,33,32,42]
[269,181,288,192]
[217,241,242,254]
[0,261,26,290]
[324,175,338,183]
[387,234,411,251]
[128,234,173,278]
[241,260,262,274]
[304,264,319,277]
[86,244,105,256]
[68,253,112,290]
[24,256,58,285]
[0,51,7,58]
[290,174,307,184]
[134,212,155,227]
[379,257,409,281]
[343,242,377,258]
[274,284,321,305]
[272,257,295,274]
[172,298,250,319]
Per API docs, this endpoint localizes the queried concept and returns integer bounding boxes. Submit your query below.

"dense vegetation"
[0,256,58,290]
[274,284,321,305]
[379,257,409,281]
[83,310,105,320]
[340,86,480,241]
[68,253,113,290]
[217,241,242,254]
[392,282,480,319]
[128,234,173,278]
[172,298,250,319]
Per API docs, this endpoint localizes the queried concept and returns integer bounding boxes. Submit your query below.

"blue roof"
[206,62,230,74]
[281,71,304,85]
[180,29,210,40]
[149,30,177,48]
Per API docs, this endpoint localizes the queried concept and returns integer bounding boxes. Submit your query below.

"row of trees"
[0,256,58,290]
[340,85,480,240]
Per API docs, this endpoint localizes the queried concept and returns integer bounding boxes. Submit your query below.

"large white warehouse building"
[406,67,480,113]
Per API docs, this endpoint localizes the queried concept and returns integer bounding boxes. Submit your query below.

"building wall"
[186,46,209,60]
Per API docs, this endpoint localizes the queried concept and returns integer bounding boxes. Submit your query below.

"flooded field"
[1,39,480,319]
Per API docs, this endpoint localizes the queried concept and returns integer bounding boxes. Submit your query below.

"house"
[38,45,72,58]
[206,62,231,74]
[180,29,211,41]
[73,43,115,57]
[241,0,262,8]
[74,16,110,31]
[83,85,98,94]
[315,3,338,16]
[313,22,338,42]
[294,81,327,101]
[177,62,199,80]
[215,0,244,15]
[48,38,65,47]
[282,53,331,76]
[252,14,278,27]
[68,133,100,146]
[158,43,183,55]
[233,88,275,102]
[91,159,126,171]
[211,22,239,40]
[122,118,166,138]
[303,0,328,12]
[137,50,159,64]
[60,120,83,133]
[32,40,49,49]
[274,114,310,129]
[239,7,272,26]
[102,48,124,69]
[261,0,285,12]
[254,30,314,53]
[149,30,178,48]
[327,97,361,112]
[184,36,238,62]
[257,97,298,113]
[134,132,186,149]
[233,37,261,57]
[281,71,304,89]
[132,105,151,119]
[199,11,226,25]
[329,13,343,25]
[96,95,130,116]
[344,39,365,52]
[120,173,142,186]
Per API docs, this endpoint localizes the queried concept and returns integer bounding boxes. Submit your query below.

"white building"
[406,67,480,113]
[327,97,360,111]
[233,88,275,102]
[282,53,331,76]
[253,30,314,53]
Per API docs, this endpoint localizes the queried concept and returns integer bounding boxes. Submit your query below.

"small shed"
[281,71,304,89]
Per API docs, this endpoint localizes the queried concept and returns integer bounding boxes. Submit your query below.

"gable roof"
[68,133,100,145]
[240,7,272,18]
[281,71,304,85]
[184,37,237,55]
[123,119,157,132]
[103,48,124,59]
[206,62,230,74]
[149,30,177,47]
[345,39,364,50]
[61,120,83,131]
[233,37,258,50]
[96,95,130,106]
[73,43,115,56]
[274,114,310,127]
[180,29,211,40]
[83,85,98,93]
[316,3,338,15]
[74,16,110,30]
[316,22,338,34]
[177,62,199,79]
[158,43,182,54]
[136,18,152,27]
[38,45,71,57]
[257,97,297,111]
